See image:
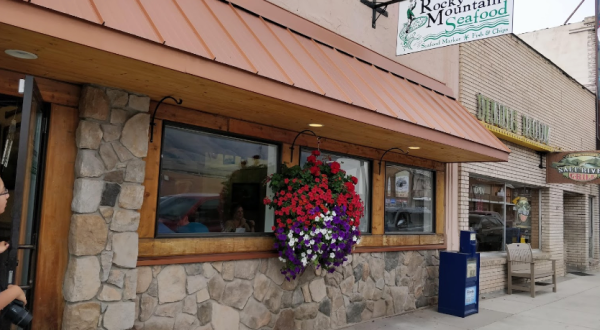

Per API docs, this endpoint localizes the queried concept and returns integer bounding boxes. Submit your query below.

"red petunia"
[310,166,320,176]
[307,155,316,163]
[284,178,289,184]
[312,150,321,156]
[330,161,341,174]
[344,182,355,192]
[351,176,358,185]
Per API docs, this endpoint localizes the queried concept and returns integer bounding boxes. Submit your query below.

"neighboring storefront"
[458,34,599,294]
[0,1,512,329]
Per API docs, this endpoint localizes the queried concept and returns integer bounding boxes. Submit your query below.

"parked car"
[384,206,432,232]
[468,211,504,251]
[157,193,222,233]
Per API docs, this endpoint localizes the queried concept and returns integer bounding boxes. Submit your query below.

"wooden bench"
[506,243,556,297]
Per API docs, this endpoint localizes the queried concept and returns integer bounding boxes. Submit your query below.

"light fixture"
[308,123,323,127]
[408,146,420,150]
[4,49,38,60]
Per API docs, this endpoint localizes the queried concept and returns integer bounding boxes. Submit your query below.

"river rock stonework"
[134,251,439,330]
[63,85,149,330]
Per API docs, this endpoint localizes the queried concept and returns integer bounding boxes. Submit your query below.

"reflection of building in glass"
[156,126,277,235]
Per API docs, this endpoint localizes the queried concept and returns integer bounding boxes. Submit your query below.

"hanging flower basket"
[264,150,364,280]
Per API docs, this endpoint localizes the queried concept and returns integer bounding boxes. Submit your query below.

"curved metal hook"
[378,147,408,174]
[150,96,183,142]
[290,130,319,163]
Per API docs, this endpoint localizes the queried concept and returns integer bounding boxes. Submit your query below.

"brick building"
[457,34,599,294]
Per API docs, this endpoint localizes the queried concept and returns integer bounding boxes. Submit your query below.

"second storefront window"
[469,177,540,252]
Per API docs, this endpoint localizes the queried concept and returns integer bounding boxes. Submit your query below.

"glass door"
[0,76,47,328]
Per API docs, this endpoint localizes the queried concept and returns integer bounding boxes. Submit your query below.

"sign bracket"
[360,0,408,28]
[536,151,547,169]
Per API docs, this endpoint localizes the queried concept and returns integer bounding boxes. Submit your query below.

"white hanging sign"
[397,0,514,55]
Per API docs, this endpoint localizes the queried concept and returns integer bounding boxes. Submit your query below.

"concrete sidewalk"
[342,272,600,330]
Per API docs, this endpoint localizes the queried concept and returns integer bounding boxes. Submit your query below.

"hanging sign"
[397,0,514,55]
[547,151,600,184]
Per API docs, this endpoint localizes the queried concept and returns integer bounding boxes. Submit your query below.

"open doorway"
[0,89,49,329]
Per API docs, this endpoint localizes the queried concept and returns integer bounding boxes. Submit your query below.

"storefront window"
[469,177,540,252]
[384,164,434,234]
[156,125,278,236]
[300,149,371,233]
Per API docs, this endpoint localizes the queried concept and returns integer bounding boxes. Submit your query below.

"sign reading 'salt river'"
[547,152,600,184]
[397,0,514,55]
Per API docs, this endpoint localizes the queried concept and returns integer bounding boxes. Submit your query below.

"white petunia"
[352,236,357,242]
[308,249,313,255]
[312,255,317,261]
[304,234,310,240]
[310,239,315,246]
[330,253,335,258]
[352,226,356,231]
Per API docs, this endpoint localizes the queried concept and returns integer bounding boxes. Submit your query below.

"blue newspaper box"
[438,231,480,317]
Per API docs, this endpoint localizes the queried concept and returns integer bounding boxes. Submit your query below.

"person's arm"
[0,285,26,310]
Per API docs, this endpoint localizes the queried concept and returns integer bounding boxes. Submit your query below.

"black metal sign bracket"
[360,0,409,28]
[378,147,408,174]
[536,151,547,169]
[150,96,183,143]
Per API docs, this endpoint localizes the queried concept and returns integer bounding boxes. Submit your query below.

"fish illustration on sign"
[398,0,428,51]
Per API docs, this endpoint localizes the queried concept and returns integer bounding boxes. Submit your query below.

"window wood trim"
[138,104,447,258]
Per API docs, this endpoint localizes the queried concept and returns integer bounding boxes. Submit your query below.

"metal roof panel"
[139,0,212,58]
[92,0,161,42]
[21,0,510,156]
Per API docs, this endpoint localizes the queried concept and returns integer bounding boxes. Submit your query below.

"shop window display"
[384,164,434,234]
[468,177,540,252]
[300,149,371,233]
[156,125,278,236]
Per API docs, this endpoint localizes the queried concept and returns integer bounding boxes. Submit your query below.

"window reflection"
[300,149,371,233]
[468,177,540,252]
[157,126,277,236]
[384,165,434,233]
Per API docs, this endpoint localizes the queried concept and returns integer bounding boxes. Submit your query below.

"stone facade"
[459,35,600,292]
[63,85,149,329]
[133,251,439,330]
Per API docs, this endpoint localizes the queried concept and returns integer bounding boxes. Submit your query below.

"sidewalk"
[342,272,600,330]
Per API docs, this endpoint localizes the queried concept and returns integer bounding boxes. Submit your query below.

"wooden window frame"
[138,103,446,265]
[154,121,282,239]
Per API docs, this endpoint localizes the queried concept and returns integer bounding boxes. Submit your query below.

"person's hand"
[7,285,26,305]
[0,241,9,254]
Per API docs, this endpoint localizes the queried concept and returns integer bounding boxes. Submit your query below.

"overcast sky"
[513,0,595,34]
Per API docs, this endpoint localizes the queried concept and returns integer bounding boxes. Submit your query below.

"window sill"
[138,233,446,265]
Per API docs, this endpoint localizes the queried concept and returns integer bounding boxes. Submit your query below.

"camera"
[3,300,32,327]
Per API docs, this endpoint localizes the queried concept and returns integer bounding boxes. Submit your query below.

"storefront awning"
[0,0,510,162]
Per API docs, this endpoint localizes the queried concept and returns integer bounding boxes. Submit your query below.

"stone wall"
[62,85,150,329]
[133,251,439,330]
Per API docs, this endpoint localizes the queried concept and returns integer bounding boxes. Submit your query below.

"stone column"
[62,85,150,330]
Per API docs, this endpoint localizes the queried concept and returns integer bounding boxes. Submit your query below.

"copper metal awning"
[0,0,510,162]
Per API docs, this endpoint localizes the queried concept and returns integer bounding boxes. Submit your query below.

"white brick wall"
[458,34,599,290]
